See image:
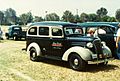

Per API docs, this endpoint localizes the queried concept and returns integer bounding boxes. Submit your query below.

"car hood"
[66,36,98,42]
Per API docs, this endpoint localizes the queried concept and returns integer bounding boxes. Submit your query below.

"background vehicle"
[78,23,117,58]
[26,21,113,71]
[84,22,119,29]
[5,25,26,40]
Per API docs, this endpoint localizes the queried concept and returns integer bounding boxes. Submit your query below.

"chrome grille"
[93,39,103,54]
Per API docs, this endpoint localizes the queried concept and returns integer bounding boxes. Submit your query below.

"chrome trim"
[88,58,114,64]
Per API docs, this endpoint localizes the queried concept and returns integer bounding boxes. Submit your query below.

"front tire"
[69,54,87,71]
[99,61,108,66]
[30,48,38,61]
[13,36,18,40]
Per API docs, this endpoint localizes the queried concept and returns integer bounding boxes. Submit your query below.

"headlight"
[101,41,106,46]
[86,42,93,48]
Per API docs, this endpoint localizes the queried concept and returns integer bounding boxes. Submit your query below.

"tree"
[96,7,108,21]
[62,10,74,22]
[45,13,60,21]
[74,15,80,23]
[27,12,33,23]
[102,15,110,22]
[107,17,117,22]
[0,11,4,25]
[4,8,17,25]
[33,16,44,22]
[80,13,89,22]
[88,13,99,22]
[19,12,33,25]
[19,13,29,25]
[115,9,120,21]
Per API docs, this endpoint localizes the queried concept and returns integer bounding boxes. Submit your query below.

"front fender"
[102,45,112,57]
[62,46,93,61]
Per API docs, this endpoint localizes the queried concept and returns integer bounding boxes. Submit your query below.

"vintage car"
[84,22,119,29]
[77,23,117,58]
[5,25,26,40]
[26,21,113,71]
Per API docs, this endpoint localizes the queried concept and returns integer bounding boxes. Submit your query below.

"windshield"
[64,27,83,36]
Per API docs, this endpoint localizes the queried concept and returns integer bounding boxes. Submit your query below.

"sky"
[0,0,120,17]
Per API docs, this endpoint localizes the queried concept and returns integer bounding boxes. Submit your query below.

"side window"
[52,28,62,36]
[105,26,115,34]
[39,27,49,36]
[28,27,37,35]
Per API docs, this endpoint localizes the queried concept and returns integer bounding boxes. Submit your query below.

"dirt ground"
[0,40,120,81]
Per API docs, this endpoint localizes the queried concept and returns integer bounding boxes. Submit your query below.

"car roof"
[78,22,119,28]
[9,25,20,28]
[28,21,79,27]
[77,22,116,28]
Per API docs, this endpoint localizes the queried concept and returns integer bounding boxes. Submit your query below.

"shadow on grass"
[37,58,70,69]
[36,58,119,72]
[6,38,26,41]
[85,64,119,72]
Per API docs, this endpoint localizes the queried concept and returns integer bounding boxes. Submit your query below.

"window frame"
[28,26,38,36]
[39,27,49,36]
[51,27,64,38]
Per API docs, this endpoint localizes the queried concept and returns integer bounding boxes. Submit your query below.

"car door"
[97,26,116,57]
[49,27,65,57]
[38,26,51,55]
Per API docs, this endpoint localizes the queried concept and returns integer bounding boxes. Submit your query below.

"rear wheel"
[6,35,9,39]
[30,48,38,61]
[69,54,87,71]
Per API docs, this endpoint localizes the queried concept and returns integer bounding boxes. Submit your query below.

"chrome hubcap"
[32,52,36,58]
[74,59,79,66]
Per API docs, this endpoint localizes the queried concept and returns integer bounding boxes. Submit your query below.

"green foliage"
[19,13,29,25]
[0,7,119,25]
[62,10,74,22]
[96,7,108,20]
[45,13,60,21]
[74,15,80,23]
[101,16,116,22]
[80,13,89,22]
[107,17,117,22]
[0,11,4,25]
[115,9,120,21]
[19,12,33,25]
[27,12,33,23]
[4,8,17,25]
[88,13,99,22]
[33,16,44,22]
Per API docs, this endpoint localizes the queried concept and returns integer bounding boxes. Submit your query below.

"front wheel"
[13,36,18,40]
[99,61,108,66]
[30,48,38,61]
[69,54,87,71]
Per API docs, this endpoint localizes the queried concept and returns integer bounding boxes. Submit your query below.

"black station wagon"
[26,21,113,71]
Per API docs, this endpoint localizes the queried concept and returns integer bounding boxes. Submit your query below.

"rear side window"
[52,28,62,36]
[39,27,49,36]
[28,27,37,35]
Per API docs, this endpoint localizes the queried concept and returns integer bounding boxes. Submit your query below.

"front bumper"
[88,57,114,64]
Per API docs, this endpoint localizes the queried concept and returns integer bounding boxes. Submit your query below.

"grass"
[0,40,120,81]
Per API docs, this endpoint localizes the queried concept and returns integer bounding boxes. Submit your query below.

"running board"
[41,55,62,61]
